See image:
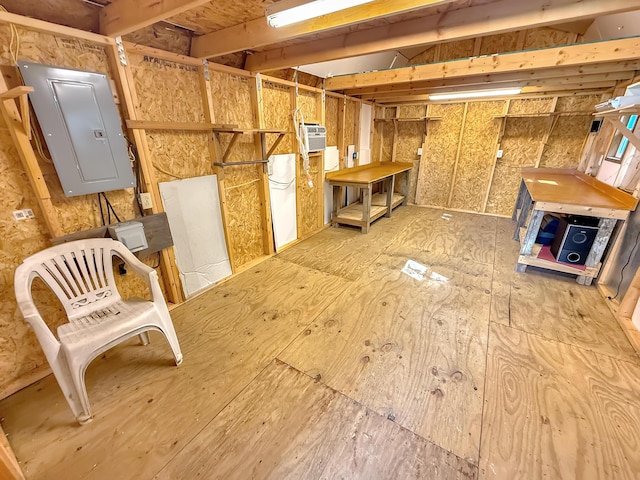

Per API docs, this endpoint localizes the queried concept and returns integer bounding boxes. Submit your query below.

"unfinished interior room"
[2,0,640,478]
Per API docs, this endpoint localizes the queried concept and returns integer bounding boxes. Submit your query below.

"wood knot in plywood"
[431,388,444,398]
[380,342,394,353]
[361,355,370,364]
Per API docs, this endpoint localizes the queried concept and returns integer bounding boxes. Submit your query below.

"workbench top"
[521,167,638,211]
[326,162,413,185]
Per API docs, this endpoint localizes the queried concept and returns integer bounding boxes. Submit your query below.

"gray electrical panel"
[19,61,135,197]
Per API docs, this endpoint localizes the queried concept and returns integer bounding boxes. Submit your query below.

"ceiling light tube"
[266,0,375,28]
[428,88,523,101]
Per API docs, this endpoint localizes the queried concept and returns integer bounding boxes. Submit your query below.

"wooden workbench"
[326,162,412,233]
[513,167,638,285]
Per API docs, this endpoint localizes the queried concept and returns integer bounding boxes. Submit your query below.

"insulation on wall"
[415,103,465,206]
[449,100,506,212]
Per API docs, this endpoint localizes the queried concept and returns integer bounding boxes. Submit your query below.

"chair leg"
[66,359,93,425]
[138,331,150,345]
[48,357,92,424]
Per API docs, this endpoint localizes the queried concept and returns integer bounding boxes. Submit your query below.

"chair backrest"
[15,238,125,320]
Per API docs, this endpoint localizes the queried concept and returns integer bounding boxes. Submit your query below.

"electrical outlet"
[417,147,423,156]
[13,209,34,221]
[139,192,153,210]
[353,152,358,160]
[497,149,504,158]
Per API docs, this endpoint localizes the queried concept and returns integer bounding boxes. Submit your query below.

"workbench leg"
[331,185,341,227]
[577,218,617,285]
[516,208,544,273]
[512,180,525,221]
[385,176,395,217]
[362,184,372,234]
[513,188,532,241]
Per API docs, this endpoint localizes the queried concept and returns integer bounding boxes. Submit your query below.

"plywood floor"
[2,207,639,479]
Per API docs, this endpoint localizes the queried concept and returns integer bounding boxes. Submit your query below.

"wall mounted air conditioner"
[300,123,326,153]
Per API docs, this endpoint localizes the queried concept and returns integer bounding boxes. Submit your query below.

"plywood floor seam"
[1,206,639,479]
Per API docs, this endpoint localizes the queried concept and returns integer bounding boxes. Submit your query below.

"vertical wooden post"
[447,102,469,207]
[199,61,238,272]
[353,100,361,165]
[316,88,326,229]
[0,424,24,480]
[391,106,399,162]
[0,74,62,238]
[106,40,183,304]
[249,74,275,255]
[337,95,346,169]
[483,99,510,212]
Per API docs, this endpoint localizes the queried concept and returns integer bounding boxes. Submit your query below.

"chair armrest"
[111,247,168,304]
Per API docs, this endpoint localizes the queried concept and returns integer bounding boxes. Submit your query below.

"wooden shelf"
[493,111,592,119]
[372,192,404,209]
[593,105,640,116]
[374,116,442,122]
[126,120,237,131]
[335,203,388,226]
[212,128,289,163]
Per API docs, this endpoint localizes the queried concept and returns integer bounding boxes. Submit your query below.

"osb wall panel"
[486,117,548,215]
[297,155,321,238]
[263,81,294,155]
[146,132,211,183]
[297,90,319,123]
[380,122,394,163]
[439,38,476,61]
[123,23,192,56]
[539,95,600,169]
[508,98,555,115]
[210,71,263,266]
[539,116,592,169]
[371,106,384,163]
[524,27,576,50]
[0,27,151,396]
[479,31,521,55]
[325,95,340,147]
[408,46,436,65]
[129,53,204,123]
[398,105,426,118]
[395,123,424,203]
[415,103,465,206]
[450,101,506,212]
[344,100,358,148]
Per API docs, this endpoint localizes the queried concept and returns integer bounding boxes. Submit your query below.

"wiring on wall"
[97,192,122,226]
[292,69,313,188]
[124,136,147,215]
[608,227,640,300]
[0,5,20,65]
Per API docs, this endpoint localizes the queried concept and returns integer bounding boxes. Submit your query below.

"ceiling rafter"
[324,37,640,91]
[100,0,213,37]
[191,0,457,59]
[244,0,640,72]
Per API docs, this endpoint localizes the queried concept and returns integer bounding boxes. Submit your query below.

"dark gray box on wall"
[19,61,135,197]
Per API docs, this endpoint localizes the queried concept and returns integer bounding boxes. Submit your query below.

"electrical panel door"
[19,61,135,197]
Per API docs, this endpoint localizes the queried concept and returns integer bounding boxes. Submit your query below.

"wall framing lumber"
[325,36,640,91]
[246,0,640,72]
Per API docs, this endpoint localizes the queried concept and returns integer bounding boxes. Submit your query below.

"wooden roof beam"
[325,36,640,91]
[100,0,213,37]
[191,0,457,59]
[350,69,637,97]
[366,80,618,101]
[245,0,640,72]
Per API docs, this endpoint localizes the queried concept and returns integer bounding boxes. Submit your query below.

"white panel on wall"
[324,146,340,224]
[359,103,372,151]
[359,149,371,166]
[268,154,297,250]
[159,175,232,298]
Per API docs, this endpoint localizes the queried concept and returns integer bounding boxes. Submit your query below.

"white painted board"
[268,154,297,250]
[159,175,232,298]
[359,148,371,166]
[324,146,340,224]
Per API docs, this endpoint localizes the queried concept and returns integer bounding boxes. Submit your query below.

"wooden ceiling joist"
[100,0,213,37]
[244,0,640,72]
[325,37,640,91]
[191,0,456,59]
[349,70,637,98]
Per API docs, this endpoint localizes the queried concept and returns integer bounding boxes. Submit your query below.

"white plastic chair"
[14,238,183,425]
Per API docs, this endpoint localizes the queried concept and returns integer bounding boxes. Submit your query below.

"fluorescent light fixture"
[428,88,522,101]
[266,0,375,28]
